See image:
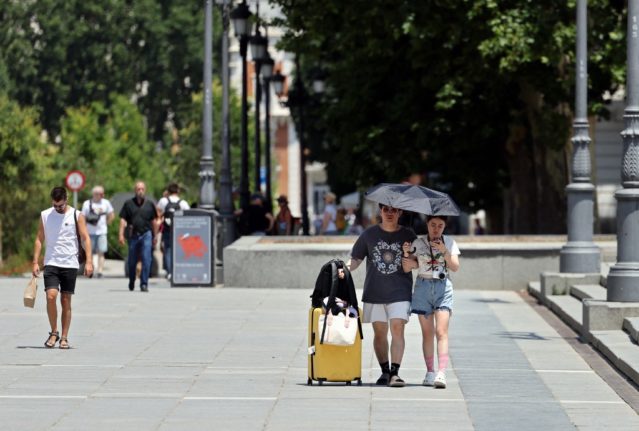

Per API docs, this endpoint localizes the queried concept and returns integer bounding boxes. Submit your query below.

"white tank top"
[42,207,79,269]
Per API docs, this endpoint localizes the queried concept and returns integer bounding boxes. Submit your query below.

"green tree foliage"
[170,78,255,204]
[58,94,168,198]
[272,0,626,233]
[0,95,55,259]
[0,0,213,141]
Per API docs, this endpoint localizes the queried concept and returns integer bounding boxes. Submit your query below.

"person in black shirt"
[238,193,274,236]
[118,181,159,292]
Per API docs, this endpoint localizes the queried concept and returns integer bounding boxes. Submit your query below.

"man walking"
[157,183,190,280]
[81,185,114,278]
[346,204,417,386]
[118,181,159,292]
[33,186,93,349]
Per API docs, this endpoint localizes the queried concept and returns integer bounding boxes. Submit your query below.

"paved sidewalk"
[0,276,637,430]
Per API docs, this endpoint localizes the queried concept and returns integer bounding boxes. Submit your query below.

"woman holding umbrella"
[402,215,460,389]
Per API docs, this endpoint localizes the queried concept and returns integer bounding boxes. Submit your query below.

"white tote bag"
[318,310,358,346]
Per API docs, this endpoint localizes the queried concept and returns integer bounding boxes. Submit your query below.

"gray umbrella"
[364,183,461,216]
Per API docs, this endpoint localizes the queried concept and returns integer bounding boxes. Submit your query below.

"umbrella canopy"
[364,183,461,216]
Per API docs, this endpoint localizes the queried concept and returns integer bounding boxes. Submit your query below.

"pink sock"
[426,356,435,372]
[438,354,449,372]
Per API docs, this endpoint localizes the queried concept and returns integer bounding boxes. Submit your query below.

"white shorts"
[362,301,411,323]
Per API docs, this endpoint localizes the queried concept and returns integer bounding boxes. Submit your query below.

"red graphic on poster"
[178,234,207,259]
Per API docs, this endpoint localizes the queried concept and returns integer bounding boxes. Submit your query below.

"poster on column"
[171,210,215,287]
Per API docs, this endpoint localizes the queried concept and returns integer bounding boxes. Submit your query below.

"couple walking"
[344,203,460,388]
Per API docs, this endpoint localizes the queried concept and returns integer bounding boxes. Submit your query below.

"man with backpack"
[81,185,114,278]
[157,183,190,280]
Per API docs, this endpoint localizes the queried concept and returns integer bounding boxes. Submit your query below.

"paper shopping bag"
[23,276,37,308]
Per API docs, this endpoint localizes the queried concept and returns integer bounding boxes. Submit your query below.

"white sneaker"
[423,371,436,386]
[433,371,446,388]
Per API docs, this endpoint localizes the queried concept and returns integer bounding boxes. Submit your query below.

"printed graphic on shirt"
[372,239,402,275]
[414,236,460,279]
[416,245,446,278]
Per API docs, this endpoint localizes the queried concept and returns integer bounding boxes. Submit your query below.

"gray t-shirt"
[351,225,417,304]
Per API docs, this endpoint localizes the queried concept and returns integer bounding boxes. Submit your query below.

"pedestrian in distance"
[238,193,274,236]
[320,192,338,235]
[32,186,93,349]
[157,183,190,280]
[81,185,114,278]
[402,215,460,389]
[473,218,485,235]
[118,181,159,292]
[343,203,417,387]
[274,195,293,235]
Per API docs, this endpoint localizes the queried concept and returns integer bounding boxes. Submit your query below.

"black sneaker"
[140,285,148,292]
[128,283,134,291]
[376,372,390,385]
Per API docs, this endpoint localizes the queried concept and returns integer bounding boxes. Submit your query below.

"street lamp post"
[230,1,252,210]
[559,0,600,273]
[607,0,639,301]
[200,0,215,210]
[249,29,267,196]
[261,53,275,213]
[218,0,235,246]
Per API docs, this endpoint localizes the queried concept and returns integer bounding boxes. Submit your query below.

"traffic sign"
[65,170,85,192]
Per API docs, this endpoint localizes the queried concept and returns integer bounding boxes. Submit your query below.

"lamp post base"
[607,264,639,301]
[559,243,601,273]
[607,188,639,302]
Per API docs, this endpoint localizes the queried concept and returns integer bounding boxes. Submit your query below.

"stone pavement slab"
[0,276,637,430]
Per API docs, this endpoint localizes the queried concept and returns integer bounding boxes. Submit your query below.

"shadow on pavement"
[472,298,512,304]
[496,331,548,341]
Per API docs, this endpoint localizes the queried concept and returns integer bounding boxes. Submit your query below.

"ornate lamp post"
[230,1,252,209]
[260,52,275,212]
[249,28,267,195]
[200,0,215,210]
[607,0,639,301]
[560,0,600,273]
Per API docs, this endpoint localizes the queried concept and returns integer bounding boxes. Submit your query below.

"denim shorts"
[90,234,108,254]
[411,277,453,316]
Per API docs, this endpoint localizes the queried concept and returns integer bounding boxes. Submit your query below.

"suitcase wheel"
[346,381,351,386]
[307,378,312,386]
[357,379,362,386]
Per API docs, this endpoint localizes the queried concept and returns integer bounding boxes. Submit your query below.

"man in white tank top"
[32,187,93,349]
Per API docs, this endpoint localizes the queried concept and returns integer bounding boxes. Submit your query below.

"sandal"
[44,331,59,348]
[376,372,390,386]
[59,337,70,350]
[388,375,406,388]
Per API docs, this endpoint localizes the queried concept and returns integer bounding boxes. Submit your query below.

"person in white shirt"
[157,183,190,279]
[81,185,114,278]
[402,215,461,389]
[32,187,93,349]
[320,192,338,235]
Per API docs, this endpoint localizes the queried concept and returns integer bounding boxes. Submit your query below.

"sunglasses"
[381,206,399,214]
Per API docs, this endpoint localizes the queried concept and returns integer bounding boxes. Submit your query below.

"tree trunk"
[502,82,568,234]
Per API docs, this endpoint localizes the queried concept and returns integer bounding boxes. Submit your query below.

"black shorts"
[43,266,78,295]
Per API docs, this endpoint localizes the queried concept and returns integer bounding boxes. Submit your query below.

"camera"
[432,266,446,280]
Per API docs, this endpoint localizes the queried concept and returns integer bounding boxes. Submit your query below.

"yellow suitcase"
[307,307,362,386]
